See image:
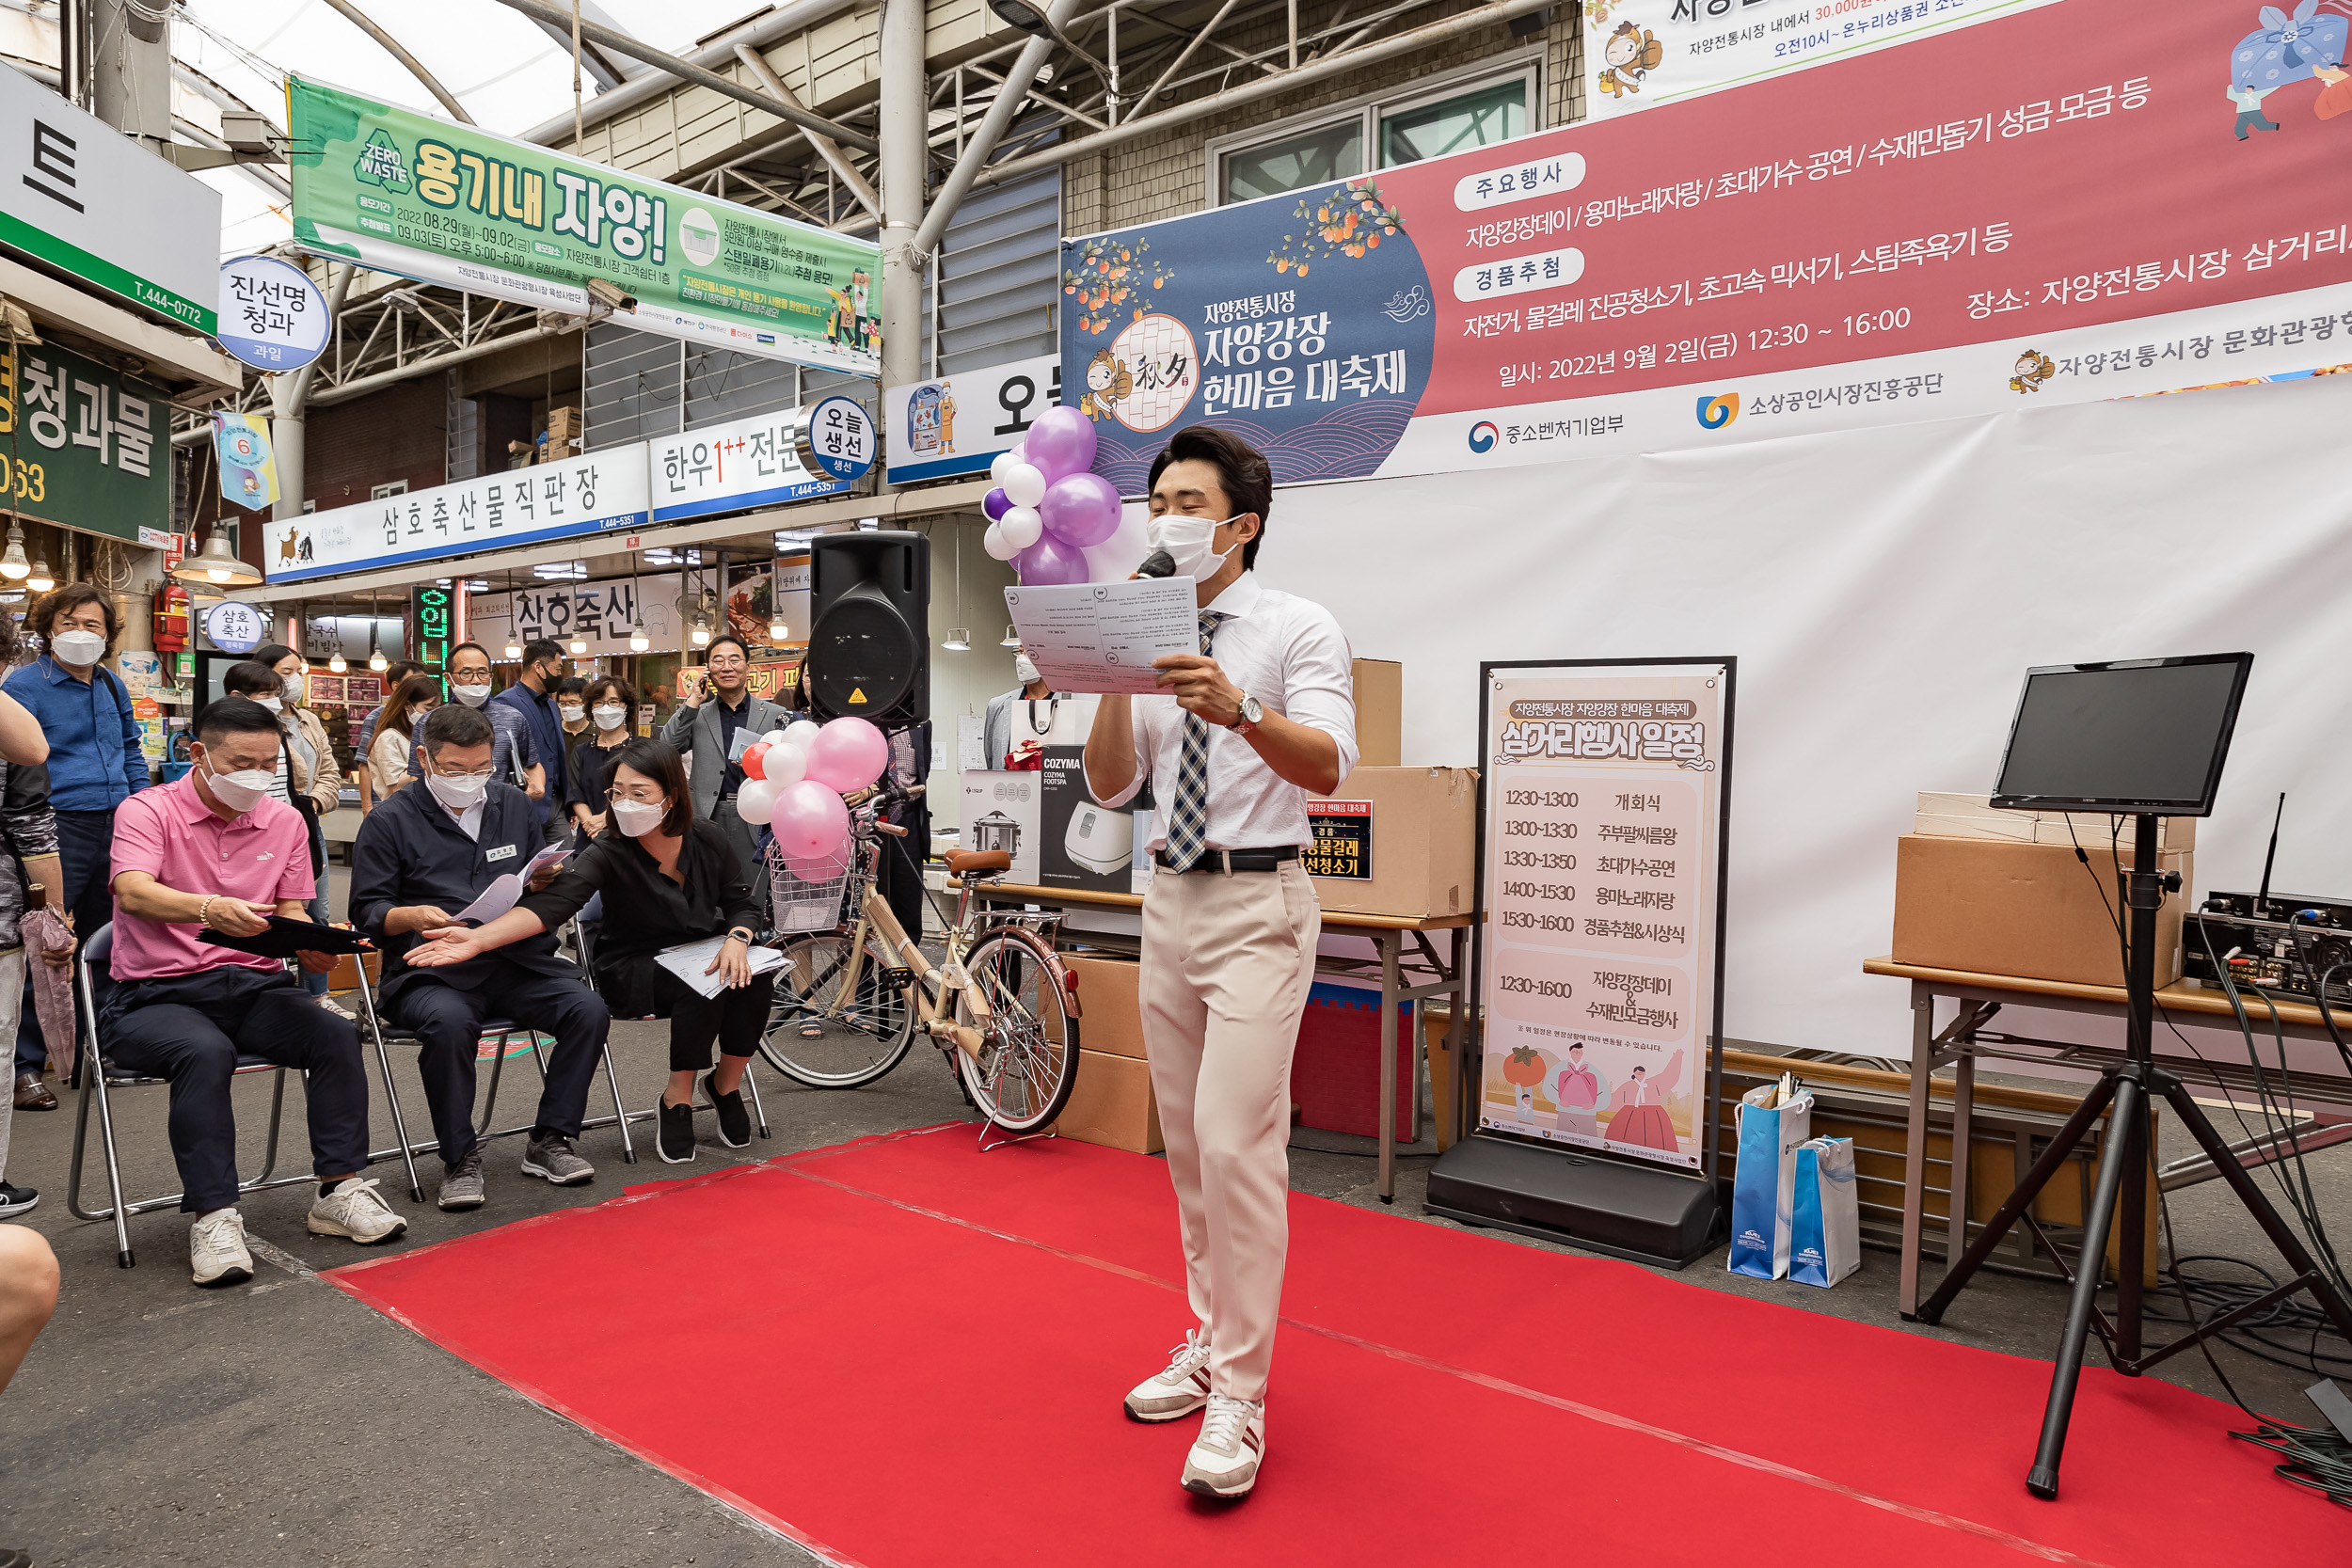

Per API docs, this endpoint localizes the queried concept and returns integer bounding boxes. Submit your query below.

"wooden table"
[1864,956,2352,1316]
[977,883,1472,1201]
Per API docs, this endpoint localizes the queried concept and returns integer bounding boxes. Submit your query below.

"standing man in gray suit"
[660,633,791,911]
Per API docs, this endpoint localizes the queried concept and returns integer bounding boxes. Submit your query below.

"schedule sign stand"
[1425,658,1735,1269]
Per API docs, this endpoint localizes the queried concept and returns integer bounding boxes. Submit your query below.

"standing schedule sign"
[1476,660,1732,1177]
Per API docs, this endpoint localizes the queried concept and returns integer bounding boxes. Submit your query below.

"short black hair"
[222,660,283,699]
[554,675,587,698]
[1148,424,1273,569]
[252,643,302,672]
[583,674,638,719]
[421,702,493,756]
[521,639,564,666]
[194,696,284,747]
[447,641,492,670]
[611,737,693,837]
[381,659,424,688]
[707,631,752,661]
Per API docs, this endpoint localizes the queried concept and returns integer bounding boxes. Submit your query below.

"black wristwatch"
[726,927,755,943]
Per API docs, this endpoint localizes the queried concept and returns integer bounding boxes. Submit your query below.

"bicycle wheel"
[760,929,917,1087]
[954,927,1081,1132]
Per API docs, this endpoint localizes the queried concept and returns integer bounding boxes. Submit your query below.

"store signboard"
[412,582,452,677]
[883,353,1060,483]
[0,341,167,543]
[467,573,676,660]
[0,62,220,332]
[1062,4,2352,488]
[287,75,882,375]
[1303,799,1373,879]
[202,601,269,655]
[262,447,650,581]
[1475,660,1732,1178]
[647,405,854,524]
[1579,0,2060,122]
[217,256,331,372]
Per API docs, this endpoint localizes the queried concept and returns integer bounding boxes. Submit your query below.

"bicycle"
[759,784,1083,1137]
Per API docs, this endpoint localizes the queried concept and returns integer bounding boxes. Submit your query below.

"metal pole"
[910,0,1085,259]
[89,0,170,152]
[879,0,927,399]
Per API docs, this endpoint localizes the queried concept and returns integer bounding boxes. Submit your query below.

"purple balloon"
[1023,405,1098,483]
[1038,470,1122,548]
[982,486,1012,521]
[1015,532,1090,585]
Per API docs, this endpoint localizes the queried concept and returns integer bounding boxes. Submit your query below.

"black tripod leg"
[2158,1078,2352,1343]
[2028,1071,2144,1500]
[1913,1071,2117,1326]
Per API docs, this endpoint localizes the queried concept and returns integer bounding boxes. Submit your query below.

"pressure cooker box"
[958,771,1041,885]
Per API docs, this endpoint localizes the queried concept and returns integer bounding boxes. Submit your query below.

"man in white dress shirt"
[1084,425,1356,1500]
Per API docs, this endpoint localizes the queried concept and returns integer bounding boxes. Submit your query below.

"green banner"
[287,76,881,377]
[0,341,168,542]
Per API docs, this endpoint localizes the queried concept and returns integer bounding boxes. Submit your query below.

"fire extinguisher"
[152,582,189,653]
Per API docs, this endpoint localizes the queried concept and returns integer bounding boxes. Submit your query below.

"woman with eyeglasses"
[367,674,442,803]
[406,737,772,1164]
[564,674,637,846]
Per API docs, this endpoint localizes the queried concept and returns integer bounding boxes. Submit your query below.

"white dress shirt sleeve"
[1089,700,1153,810]
[1279,603,1359,782]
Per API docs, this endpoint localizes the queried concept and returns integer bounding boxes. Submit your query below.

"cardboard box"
[1892,834,2191,988]
[328,948,382,993]
[1351,658,1401,768]
[1309,766,1477,919]
[1065,954,1144,1059]
[1051,1049,1162,1154]
[544,404,583,456]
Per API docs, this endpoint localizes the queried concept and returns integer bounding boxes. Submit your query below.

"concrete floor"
[0,874,2345,1564]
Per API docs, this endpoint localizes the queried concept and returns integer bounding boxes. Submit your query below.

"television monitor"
[1989,653,2253,816]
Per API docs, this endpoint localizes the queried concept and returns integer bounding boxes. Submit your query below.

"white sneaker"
[307,1178,408,1245]
[1123,1328,1213,1422]
[189,1207,253,1288]
[1181,1393,1265,1499]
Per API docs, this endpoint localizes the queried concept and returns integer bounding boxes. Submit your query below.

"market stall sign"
[0,341,167,543]
[202,601,269,655]
[795,397,876,483]
[468,573,675,660]
[648,404,854,524]
[674,658,802,707]
[217,256,331,372]
[286,75,881,375]
[412,583,452,677]
[0,62,220,332]
[1303,800,1373,880]
[262,446,650,582]
[884,354,1059,484]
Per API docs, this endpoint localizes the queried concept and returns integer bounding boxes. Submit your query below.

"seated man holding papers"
[349,705,610,1211]
[407,738,777,1166]
[105,697,406,1288]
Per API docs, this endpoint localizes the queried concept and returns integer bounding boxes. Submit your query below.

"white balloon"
[736,777,781,825]
[990,450,1024,487]
[999,506,1043,550]
[763,745,807,788]
[760,728,789,747]
[784,720,822,750]
[982,519,1018,560]
[1000,462,1047,508]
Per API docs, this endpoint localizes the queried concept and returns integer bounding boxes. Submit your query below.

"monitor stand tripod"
[1908,812,2352,1498]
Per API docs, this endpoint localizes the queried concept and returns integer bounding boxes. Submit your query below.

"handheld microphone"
[1135,549,1176,578]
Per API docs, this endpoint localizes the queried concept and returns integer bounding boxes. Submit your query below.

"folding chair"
[67,924,424,1270]
[345,918,647,1167]
[574,916,771,1141]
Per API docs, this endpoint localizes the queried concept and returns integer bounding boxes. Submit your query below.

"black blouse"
[518,818,758,964]
[564,732,628,816]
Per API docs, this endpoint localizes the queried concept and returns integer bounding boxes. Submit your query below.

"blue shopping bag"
[1789,1136,1861,1288]
[1727,1082,1812,1280]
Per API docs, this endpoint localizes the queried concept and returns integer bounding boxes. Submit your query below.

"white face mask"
[558,704,585,724]
[409,706,433,726]
[424,767,489,813]
[49,628,105,668]
[611,798,666,837]
[451,681,492,708]
[1013,654,1041,687]
[199,753,274,814]
[1143,513,1238,582]
[280,673,305,703]
[257,696,283,713]
[592,704,628,732]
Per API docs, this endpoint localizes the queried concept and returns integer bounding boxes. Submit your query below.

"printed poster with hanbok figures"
[1477,661,1733,1174]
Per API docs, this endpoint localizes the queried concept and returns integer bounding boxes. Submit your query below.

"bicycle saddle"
[945,848,1011,877]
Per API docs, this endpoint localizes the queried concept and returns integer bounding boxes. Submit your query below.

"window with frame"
[1213,65,1536,206]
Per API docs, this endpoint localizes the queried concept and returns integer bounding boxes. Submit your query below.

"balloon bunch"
[733,715,893,868]
[981,405,1120,586]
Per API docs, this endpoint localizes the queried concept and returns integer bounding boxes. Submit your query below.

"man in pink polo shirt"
[103,697,406,1288]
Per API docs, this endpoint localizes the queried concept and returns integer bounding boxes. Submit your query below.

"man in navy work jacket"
[350,704,608,1212]
[493,639,570,847]
[5,585,146,1109]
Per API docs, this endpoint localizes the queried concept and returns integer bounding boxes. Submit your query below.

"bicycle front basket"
[765,841,854,933]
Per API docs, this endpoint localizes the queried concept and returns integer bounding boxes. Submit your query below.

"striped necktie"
[1161,610,1226,872]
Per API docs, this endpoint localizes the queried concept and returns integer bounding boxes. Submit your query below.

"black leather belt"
[1154,845,1300,874]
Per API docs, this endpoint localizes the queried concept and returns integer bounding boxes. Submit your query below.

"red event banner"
[1062,0,2352,485]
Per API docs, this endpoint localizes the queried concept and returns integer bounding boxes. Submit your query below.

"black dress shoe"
[12,1070,56,1111]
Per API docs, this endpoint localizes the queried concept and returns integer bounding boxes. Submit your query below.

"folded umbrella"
[21,907,74,1082]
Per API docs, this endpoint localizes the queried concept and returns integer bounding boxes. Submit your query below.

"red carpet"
[330,1126,2339,1567]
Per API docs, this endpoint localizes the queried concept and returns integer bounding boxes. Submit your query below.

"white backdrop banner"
[1266,372,2352,1063]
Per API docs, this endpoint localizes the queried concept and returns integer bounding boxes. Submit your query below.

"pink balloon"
[1015,532,1090,585]
[804,716,891,794]
[773,780,850,860]
[1024,405,1098,483]
[1038,470,1122,548]
[782,849,846,882]
[982,486,1012,521]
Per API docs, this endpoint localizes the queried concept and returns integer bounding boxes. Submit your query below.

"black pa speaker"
[805,531,930,723]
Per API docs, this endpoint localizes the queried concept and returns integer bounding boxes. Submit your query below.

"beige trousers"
[1138,859,1321,1403]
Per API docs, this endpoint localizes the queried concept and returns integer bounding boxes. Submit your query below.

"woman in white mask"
[408,737,772,1165]
[564,675,637,845]
[367,674,442,803]
[983,646,1062,771]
